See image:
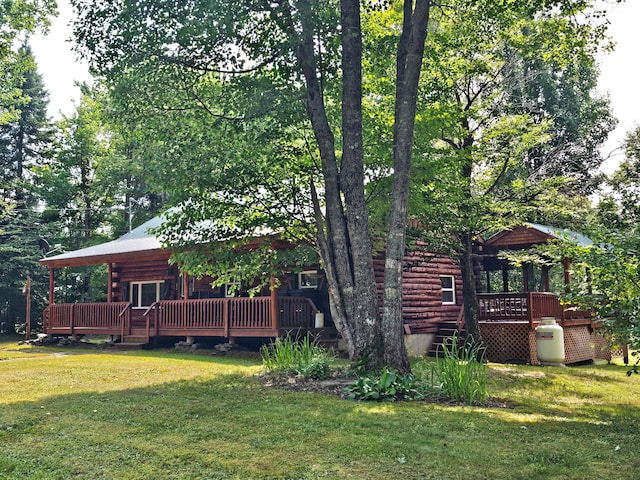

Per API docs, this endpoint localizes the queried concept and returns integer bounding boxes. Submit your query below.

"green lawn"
[0,337,638,479]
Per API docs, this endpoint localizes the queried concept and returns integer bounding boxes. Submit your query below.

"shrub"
[261,335,332,380]
[345,369,421,402]
[432,333,487,404]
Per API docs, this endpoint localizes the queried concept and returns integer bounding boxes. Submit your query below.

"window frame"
[440,275,456,305]
[298,270,319,290]
[224,282,241,298]
[129,281,163,308]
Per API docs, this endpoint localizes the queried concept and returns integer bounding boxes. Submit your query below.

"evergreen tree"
[0,44,53,334]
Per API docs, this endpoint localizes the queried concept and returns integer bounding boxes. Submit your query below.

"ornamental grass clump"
[260,335,332,379]
[433,333,488,404]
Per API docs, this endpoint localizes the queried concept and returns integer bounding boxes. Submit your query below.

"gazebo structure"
[476,223,620,364]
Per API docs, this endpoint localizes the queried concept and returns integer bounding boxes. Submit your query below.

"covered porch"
[476,224,620,364]
[43,296,320,344]
[39,215,330,346]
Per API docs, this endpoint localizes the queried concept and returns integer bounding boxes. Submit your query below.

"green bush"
[432,333,488,404]
[345,369,421,402]
[260,335,332,380]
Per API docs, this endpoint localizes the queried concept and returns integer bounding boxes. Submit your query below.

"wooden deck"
[478,292,593,326]
[477,292,601,364]
[43,297,319,342]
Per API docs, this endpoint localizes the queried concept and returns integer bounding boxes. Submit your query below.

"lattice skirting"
[479,322,534,364]
[593,330,629,362]
[479,322,626,365]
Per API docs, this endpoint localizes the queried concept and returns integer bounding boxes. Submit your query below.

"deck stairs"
[115,335,149,350]
[427,321,464,357]
[314,328,342,352]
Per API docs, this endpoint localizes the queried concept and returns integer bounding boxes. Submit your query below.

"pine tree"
[0,44,53,335]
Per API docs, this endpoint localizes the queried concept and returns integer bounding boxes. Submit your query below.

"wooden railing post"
[526,292,534,328]
[223,300,230,338]
[119,303,131,339]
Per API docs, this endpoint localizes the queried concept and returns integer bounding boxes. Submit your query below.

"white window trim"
[298,270,319,289]
[224,282,241,298]
[440,275,456,305]
[130,281,162,308]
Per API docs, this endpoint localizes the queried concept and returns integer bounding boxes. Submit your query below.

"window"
[440,275,456,305]
[130,281,163,308]
[298,270,319,289]
[224,282,241,298]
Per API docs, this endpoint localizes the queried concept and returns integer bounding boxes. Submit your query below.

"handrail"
[478,292,594,327]
[305,297,319,314]
[119,303,131,339]
[142,301,160,342]
[142,302,160,317]
[456,305,465,334]
[118,304,131,317]
[41,297,319,338]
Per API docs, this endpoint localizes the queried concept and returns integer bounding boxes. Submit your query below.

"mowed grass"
[0,337,638,480]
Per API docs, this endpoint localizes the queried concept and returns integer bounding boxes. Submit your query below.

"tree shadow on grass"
[1,361,639,479]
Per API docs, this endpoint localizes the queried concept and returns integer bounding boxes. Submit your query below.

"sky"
[30,0,639,175]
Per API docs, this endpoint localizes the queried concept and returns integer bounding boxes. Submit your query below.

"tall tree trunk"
[339,0,382,365]
[460,232,483,347]
[458,122,483,348]
[295,0,377,364]
[381,0,431,372]
[295,0,432,371]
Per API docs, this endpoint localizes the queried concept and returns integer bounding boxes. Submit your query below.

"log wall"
[373,249,463,333]
[110,255,178,302]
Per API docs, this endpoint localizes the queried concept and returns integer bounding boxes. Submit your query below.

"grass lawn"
[0,336,638,479]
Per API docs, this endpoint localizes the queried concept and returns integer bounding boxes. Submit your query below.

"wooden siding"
[373,249,463,334]
[485,226,551,250]
[110,257,178,303]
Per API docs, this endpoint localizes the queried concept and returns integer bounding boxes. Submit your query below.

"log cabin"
[39,218,620,363]
[39,214,463,354]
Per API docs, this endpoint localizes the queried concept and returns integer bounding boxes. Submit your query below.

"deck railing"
[279,297,318,329]
[44,296,318,338]
[478,292,591,327]
[43,302,131,335]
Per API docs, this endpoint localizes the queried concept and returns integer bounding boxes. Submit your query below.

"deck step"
[114,342,146,350]
[428,321,465,358]
[115,336,149,350]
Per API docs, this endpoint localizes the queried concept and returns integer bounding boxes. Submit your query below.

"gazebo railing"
[478,292,588,327]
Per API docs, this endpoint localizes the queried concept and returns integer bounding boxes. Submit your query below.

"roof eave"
[39,248,170,268]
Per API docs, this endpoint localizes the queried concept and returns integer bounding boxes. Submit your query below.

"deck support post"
[182,272,189,300]
[501,265,509,293]
[48,267,55,305]
[107,263,113,303]
[270,276,279,332]
[182,272,189,331]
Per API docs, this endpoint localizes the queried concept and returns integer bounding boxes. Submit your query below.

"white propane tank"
[315,311,325,328]
[535,317,565,365]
